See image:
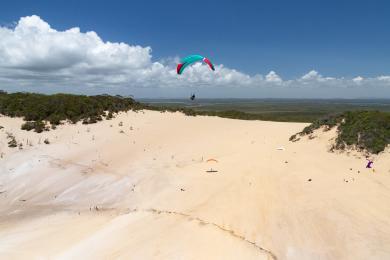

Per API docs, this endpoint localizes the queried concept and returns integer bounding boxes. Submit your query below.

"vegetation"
[144,98,390,123]
[6,132,17,148]
[290,111,390,154]
[1,91,390,154]
[0,91,143,132]
[144,105,320,122]
[21,121,47,133]
[8,138,17,148]
[0,91,331,131]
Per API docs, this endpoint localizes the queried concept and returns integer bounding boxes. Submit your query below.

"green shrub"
[21,121,36,131]
[291,111,390,154]
[7,134,17,148]
[20,121,46,133]
[0,91,142,130]
[34,121,46,133]
[8,139,17,147]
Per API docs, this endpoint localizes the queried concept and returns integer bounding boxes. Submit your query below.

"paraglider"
[190,93,196,101]
[206,158,218,173]
[177,55,215,75]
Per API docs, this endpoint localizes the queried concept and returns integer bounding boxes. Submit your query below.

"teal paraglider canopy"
[177,55,215,75]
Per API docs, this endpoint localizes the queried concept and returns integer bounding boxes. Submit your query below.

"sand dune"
[1,111,390,259]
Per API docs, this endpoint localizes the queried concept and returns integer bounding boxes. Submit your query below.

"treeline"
[0,91,143,132]
[144,105,315,122]
[290,111,390,154]
[0,91,315,134]
[2,92,389,154]
[0,91,314,133]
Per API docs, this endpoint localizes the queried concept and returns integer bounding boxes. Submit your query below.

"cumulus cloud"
[301,70,320,81]
[265,71,282,83]
[352,76,364,84]
[0,15,154,74]
[300,70,336,83]
[0,15,390,98]
[378,76,390,81]
[0,15,268,91]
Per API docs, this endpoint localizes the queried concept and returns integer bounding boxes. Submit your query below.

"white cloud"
[0,15,152,72]
[300,70,335,83]
[265,71,282,83]
[378,76,390,81]
[353,76,364,84]
[301,70,320,80]
[0,15,390,98]
[0,15,266,91]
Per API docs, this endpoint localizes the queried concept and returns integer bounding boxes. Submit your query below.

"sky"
[1,0,390,98]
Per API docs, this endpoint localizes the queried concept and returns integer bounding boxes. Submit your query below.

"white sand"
[1,111,390,259]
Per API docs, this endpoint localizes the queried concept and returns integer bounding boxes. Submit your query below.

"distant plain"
[142,99,390,122]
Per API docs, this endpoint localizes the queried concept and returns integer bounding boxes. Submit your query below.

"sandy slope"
[0,110,390,260]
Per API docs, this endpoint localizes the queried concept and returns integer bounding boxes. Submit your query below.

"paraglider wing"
[177,55,215,75]
[176,63,184,74]
[203,57,215,71]
[206,158,218,173]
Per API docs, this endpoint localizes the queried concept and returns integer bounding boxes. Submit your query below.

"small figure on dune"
[366,158,374,169]
[206,158,218,173]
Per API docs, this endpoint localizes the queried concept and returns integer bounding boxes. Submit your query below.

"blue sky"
[2,0,390,77]
[1,0,390,97]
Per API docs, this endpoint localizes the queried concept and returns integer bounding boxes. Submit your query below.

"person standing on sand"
[366,159,374,168]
